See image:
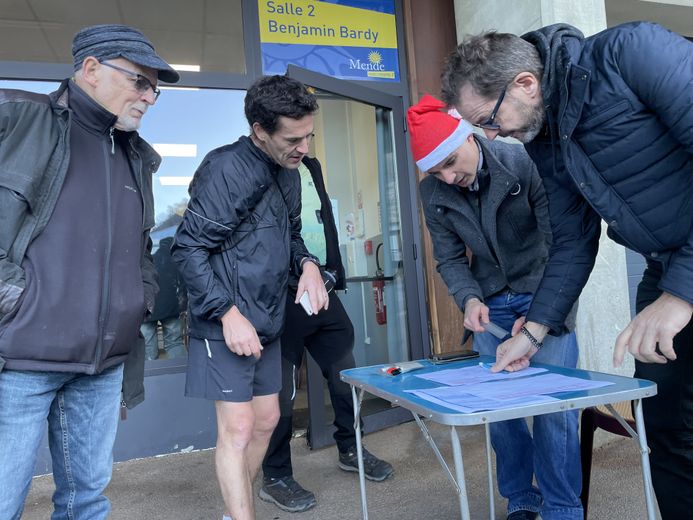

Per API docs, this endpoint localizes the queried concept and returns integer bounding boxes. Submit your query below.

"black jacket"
[172,136,314,344]
[146,237,186,322]
[0,80,160,407]
[522,22,693,332]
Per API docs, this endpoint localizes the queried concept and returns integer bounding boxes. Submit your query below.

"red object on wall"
[364,239,373,255]
[372,279,387,325]
[372,242,387,325]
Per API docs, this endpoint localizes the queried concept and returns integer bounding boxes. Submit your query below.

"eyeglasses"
[474,86,506,131]
[100,61,160,100]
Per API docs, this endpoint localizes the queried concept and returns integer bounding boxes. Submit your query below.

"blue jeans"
[141,317,186,360]
[0,364,123,520]
[473,291,582,520]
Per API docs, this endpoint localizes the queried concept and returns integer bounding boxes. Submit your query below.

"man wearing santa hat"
[407,95,582,520]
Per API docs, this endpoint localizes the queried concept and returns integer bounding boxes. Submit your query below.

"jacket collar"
[67,80,118,136]
[522,26,591,141]
[46,79,161,179]
[522,24,584,111]
[427,137,519,210]
[242,135,283,173]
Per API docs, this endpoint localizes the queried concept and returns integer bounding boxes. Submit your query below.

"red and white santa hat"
[407,94,473,172]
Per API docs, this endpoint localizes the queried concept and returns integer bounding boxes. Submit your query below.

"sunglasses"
[473,86,506,131]
[100,61,161,100]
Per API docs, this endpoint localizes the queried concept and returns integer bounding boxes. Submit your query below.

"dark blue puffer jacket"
[522,22,693,332]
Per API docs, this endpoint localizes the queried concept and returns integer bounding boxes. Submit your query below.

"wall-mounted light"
[170,64,201,72]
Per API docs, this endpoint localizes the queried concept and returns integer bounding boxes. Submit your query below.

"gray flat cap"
[72,24,180,83]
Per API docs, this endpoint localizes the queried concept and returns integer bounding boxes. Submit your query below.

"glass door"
[286,66,426,447]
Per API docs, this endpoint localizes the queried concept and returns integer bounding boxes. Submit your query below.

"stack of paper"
[407,365,613,413]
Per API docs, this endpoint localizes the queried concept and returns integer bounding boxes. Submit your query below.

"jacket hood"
[522,24,584,105]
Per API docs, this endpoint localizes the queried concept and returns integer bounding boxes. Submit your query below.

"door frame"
[286,65,429,447]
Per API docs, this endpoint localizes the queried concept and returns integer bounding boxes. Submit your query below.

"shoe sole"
[338,462,394,482]
[258,488,317,513]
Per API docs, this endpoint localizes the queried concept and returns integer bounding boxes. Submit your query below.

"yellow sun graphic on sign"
[368,51,383,65]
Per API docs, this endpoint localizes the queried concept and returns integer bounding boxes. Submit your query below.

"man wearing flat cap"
[0,24,179,518]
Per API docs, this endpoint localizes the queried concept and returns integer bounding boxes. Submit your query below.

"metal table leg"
[351,385,368,520]
[450,426,472,520]
[485,423,495,520]
[633,399,656,520]
[412,413,460,493]
[603,399,656,519]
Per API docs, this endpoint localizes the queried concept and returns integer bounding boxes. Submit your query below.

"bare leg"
[246,394,280,482]
[215,395,279,520]
[215,401,255,520]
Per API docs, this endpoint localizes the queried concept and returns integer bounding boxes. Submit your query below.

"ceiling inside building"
[0,0,245,73]
[0,0,690,74]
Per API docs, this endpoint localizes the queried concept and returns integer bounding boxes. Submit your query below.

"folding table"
[340,356,657,519]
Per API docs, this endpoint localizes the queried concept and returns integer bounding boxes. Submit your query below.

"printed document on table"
[415,365,548,386]
[406,372,614,413]
[462,373,613,400]
[407,389,559,413]
[422,373,614,402]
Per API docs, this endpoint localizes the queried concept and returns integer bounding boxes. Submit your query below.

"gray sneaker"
[259,476,317,513]
[338,447,394,481]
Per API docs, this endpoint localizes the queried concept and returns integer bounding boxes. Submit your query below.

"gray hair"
[441,31,543,105]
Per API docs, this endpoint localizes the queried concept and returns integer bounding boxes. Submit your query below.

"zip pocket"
[577,99,631,131]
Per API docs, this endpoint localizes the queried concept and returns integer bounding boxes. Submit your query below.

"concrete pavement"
[21,420,659,519]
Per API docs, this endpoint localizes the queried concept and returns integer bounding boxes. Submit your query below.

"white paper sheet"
[415,364,548,386]
[458,373,614,400]
[407,371,614,413]
[408,389,559,413]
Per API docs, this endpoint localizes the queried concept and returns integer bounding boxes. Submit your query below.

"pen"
[479,361,508,373]
[380,362,425,376]
[397,364,425,374]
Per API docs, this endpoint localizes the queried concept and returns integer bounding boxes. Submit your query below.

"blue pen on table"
[479,361,509,373]
[479,322,511,372]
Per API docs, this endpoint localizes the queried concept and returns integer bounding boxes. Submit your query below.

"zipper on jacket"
[120,399,127,420]
[94,133,115,371]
